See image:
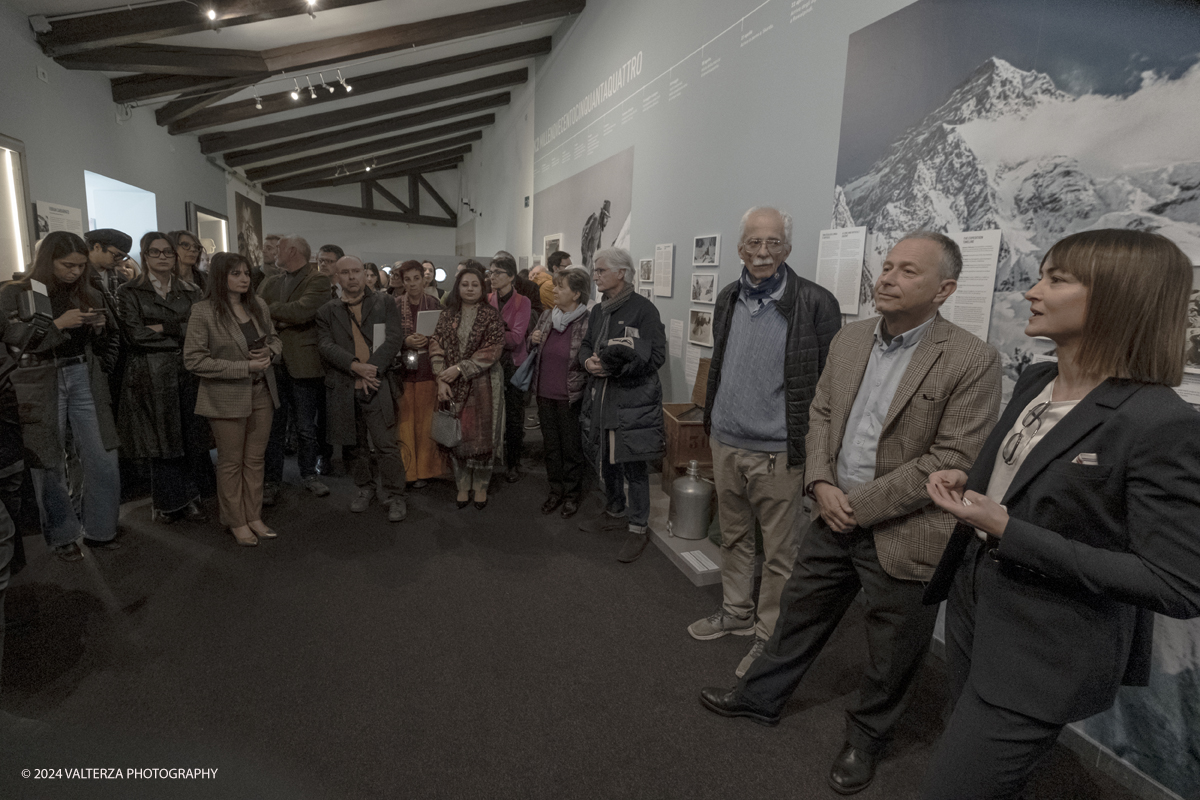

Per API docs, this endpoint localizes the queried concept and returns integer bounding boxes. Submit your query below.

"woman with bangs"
[921,229,1200,800]
[117,232,214,525]
[0,231,121,561]
[167,230,208,292]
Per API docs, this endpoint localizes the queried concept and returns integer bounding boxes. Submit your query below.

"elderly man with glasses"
[688,207,842,679]
[579,247,665,563]
[699,230,1001,795]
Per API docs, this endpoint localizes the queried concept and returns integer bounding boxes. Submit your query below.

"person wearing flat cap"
[84,229,136,298]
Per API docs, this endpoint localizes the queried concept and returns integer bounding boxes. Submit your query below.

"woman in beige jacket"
[183,253,282,546]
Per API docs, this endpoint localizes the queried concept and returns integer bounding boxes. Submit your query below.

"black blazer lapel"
[1000,379,1142,506]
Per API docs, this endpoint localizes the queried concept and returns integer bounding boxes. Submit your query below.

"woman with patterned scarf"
[393,260,446,487]
[429,263,506,509]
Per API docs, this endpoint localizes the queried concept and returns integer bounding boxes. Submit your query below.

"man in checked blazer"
[700,231,1002,795]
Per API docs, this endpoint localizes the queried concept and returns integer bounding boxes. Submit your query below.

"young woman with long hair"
[184,253,282,546]
[116,231,215,524]
[0,231,121,561]
[167,230,207,292]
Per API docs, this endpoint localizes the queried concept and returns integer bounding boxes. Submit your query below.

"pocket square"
[1071,453,1099,465]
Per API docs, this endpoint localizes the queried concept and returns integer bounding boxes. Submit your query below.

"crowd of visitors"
[1,206,1199,800]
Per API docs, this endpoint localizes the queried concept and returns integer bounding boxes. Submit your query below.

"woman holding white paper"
[393,260,446,485]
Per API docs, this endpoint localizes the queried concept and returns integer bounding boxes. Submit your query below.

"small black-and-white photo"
[639,258,654,283]
[638,287,655,300]
[691,272,716,304]
[1186,288,1200,374]
[689,309,714,347]
[693,234,720,266]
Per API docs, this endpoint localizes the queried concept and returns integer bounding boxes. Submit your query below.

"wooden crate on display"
[662,357,713,493]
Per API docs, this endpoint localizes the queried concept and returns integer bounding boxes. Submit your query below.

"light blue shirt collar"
[873,313,936,353]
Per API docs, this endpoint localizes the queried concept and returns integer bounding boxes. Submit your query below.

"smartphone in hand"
[249,335,268,351]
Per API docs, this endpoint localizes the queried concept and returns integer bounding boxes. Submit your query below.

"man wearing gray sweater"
[690,207,841,678]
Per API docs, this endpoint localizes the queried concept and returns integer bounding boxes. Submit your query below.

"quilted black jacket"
[703,265,841,467]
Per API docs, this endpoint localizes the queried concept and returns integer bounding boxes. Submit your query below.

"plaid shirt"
[806,313,1002,581]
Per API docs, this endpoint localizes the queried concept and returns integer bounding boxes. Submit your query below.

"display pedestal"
[647,472,722,586]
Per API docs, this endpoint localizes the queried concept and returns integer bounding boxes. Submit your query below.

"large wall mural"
[831,0,1200,795]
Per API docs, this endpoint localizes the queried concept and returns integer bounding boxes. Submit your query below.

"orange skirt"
[397,380,449,481]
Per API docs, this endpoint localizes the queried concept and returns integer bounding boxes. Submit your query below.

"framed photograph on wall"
[639,257,654,284]
[638,287,655,300]
[693,234,719,266]
[543,233,563,267]
[689,308,714,347]
[186,202,229,256]
[690,272,717,304]
[234,191,263,269]
[1187,289,1200,374]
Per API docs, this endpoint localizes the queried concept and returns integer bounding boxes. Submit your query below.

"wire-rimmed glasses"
[1001,401,1052,465]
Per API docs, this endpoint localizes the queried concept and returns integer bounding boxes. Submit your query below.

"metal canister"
[669,459,713,540]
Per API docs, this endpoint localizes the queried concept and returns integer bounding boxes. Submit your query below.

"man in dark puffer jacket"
[580,247,666,563]
[691,206,841,679]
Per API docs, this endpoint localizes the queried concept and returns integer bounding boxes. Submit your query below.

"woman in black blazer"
[920,229,1200,800]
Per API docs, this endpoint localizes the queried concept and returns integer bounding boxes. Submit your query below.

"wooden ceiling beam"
[370,181,410,214]
[167,37,549,133]
[259,0,583,73]
[112,73,252,105]
[264,194,458,228]
[155,84,248,126]
[198,69,525,155]
[223,96,506,168]
[267,153,466,192]
[262,144,473,192]
[38,0,380,58]
[417,174,457,221]
[55,42,268,76]
[244,122,486,181]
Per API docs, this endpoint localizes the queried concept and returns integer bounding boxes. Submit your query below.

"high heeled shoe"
[456,492,471,509]
[474,495,489,510]
[249,525,277,539]
[231,528,258,547]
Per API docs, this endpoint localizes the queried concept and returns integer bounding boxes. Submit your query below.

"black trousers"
[738,518,940,755]
[342,392,406,500]
[920,539,1064,800]
[537,397,583,500]
[501,359,525,469]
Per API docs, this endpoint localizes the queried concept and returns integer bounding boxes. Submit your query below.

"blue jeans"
[265,369,322,483]
[31,362,121,546]
[601,435,650,527]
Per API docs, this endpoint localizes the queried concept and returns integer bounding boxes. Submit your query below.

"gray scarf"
[600,282,635,313]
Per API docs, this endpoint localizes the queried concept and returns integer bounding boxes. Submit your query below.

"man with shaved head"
[317,256,408,522]
[258,235,333,503]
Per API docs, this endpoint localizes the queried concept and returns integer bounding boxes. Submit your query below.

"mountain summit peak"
[925,57,1069,129]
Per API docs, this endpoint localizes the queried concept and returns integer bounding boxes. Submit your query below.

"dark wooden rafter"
[113,73,251,105]
[244,121,486,181]
[38,0,380,58]
[155,84,247,126]
[269,152,465,192]
[56,43,268,75]
[370,181,410,214]
[263,144,473,192]
[166,37,549,133]
[223,95,506,168]
[265,161,461,226]
[198,69,525,155]
[60,0,581,77]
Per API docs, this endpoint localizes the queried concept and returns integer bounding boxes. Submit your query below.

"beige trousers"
[711,439,808,641]
[209,381,274,528]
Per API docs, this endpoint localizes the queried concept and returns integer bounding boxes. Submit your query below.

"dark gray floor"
[0,444,1140,800]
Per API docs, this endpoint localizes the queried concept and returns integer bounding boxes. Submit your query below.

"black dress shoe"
[560,498,580,519]
[505,467,521,483]
[697,687,780,726]
[184,501,209,523]
[474,498,489,510]
[541,495,563,515]
[828,742,877,795]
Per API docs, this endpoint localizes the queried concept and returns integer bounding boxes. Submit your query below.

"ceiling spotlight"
[306,76,317,100]
[253,90,262,110]
[319,72,334,94]
[337,69,352,92]
[364,162,371,173]
[307,0,317,19]
[206,8,216,20]
[290,78,300,101]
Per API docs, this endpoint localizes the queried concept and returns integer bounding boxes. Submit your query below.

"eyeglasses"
[1001,401,1052,465]
[146,248,176,259]
[742,238,786,254]
[105,247,129,262]
[176,241,200,252]
[487,269,507,277]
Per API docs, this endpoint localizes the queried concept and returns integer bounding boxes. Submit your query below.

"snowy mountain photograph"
[831,1,1200,795]
[833,0,1200,395]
